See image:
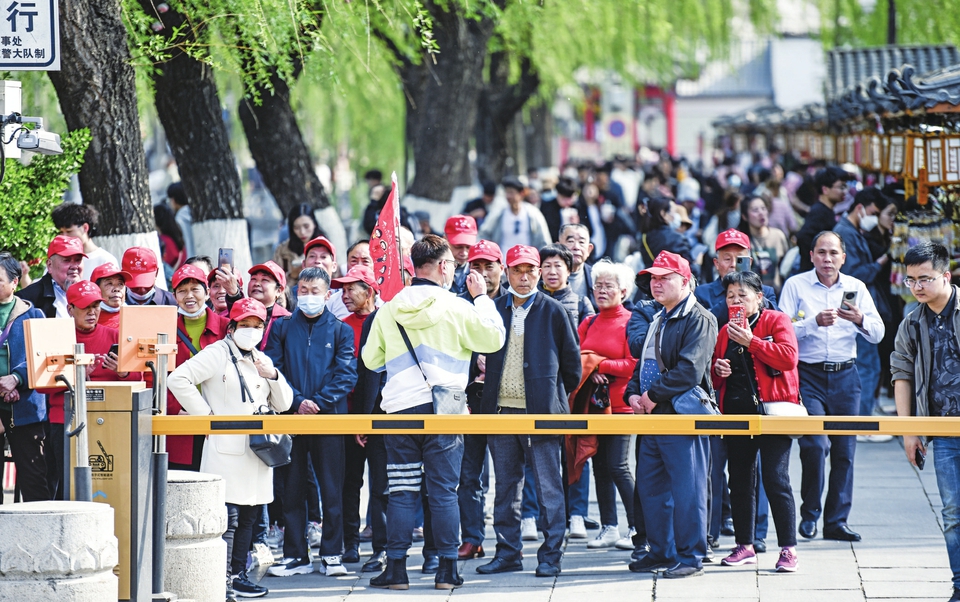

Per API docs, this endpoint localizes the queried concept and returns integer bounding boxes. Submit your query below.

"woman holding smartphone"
[711,271,801,573]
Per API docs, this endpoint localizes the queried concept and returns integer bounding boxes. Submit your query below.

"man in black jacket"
[16,235,86,318]
[796,166,848,272]
[457,239,506,561]
[625,251,717,579]
[476,245,581,578]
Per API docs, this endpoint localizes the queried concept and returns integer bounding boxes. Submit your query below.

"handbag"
[652,320,720,415]
[398,324,467,415]
[229,345,293,467]
[734,343,808,421]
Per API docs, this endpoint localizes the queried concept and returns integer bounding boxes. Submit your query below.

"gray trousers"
[489,408,565,566]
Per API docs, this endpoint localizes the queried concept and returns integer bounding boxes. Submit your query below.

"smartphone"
[109,344,119,357]
[728,305,745,328]
[736,256,752,273]
[840,290,856,310]
[915,448,926,471]
[218,248,234,273]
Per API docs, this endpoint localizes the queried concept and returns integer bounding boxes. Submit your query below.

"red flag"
[370,172,404,301]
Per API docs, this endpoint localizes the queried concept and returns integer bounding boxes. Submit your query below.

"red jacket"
[712,309,800,412]
[167,308,230,465]
[577,304,637,414]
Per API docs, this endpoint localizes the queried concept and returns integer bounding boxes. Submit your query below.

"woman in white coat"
[168,297,293,599]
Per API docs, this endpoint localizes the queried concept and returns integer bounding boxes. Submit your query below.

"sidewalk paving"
[262,436,955,601]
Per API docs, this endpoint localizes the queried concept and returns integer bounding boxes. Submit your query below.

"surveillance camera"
[17,127,62,155]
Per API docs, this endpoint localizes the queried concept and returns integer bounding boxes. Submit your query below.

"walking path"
[265,435,954,601]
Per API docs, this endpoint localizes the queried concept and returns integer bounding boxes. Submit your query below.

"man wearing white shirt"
[779,231,884,543]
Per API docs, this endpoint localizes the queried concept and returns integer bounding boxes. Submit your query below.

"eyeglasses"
[594,283,621,292]
[441,259,456,270]
[904,276,941,289]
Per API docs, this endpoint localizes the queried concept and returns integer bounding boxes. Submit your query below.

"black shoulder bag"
[228,345,293,467]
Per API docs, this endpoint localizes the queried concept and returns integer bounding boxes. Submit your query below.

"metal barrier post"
[72,343,92,502]
[152,333,170,598]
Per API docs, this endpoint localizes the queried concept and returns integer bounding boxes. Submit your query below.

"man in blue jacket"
[0,253,51,502]
[476,245,581,578]
[265,267,357,578]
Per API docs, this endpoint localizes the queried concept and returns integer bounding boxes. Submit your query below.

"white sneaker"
[569,515,587,539]
[857,434,894,443]
[521,517,539,541]
[587,525,620,549]
[321,556,347,576]
[267,557,314,577]
[307,522,322,548]
[615,527,637,550]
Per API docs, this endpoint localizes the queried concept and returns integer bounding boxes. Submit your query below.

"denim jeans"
[489,408,565,566]
[522,462,539,519]
[384,403,463,560]
[933,437,960,588]
[798,364,861,528]
[856,335,881,417]
[459,433,488,545]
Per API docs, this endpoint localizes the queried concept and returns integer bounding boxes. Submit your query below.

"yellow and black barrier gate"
[152,414,960,438]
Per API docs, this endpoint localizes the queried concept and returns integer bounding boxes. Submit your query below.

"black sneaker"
[232,575,268,598]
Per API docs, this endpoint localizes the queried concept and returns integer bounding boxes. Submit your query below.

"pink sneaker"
[721,545,757,566]
[776,547,798,572]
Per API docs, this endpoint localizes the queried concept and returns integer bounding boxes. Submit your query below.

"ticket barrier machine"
[26,307,178,602]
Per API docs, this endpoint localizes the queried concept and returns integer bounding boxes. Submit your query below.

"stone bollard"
[0,501,119,600]
[165,470,227,602]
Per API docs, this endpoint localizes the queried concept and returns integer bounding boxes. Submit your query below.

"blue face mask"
[298,295,326,316]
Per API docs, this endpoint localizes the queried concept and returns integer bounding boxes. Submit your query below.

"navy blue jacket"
[694,278,779,327]
[2,298,47,426]
[265,308,357,414]
[16,273,58,318]
[835,217,890,318]
[480,292,581,416]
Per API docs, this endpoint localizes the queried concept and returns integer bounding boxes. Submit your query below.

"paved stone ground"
[261,433,955,602]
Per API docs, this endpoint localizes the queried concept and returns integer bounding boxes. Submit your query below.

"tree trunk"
[474,51,540,185]
[393,0,502,203]
[886,0,896,45]
[142,0,244,224]
[239,70,331,216]
[47,0,153,236]
[524,98,553,171]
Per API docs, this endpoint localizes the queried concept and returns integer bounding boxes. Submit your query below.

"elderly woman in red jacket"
[711,270,800,573]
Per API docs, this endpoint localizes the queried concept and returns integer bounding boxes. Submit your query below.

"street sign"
[0,0,59,70]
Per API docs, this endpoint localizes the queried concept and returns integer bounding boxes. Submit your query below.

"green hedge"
[0,129,91,276]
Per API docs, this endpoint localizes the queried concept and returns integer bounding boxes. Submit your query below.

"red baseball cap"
[403,256,415,277]
[171,264,208,291]
[639,250,692,280]
[230,297,267,323]
[304,236,336,262]
[444,215,478,247]
[66,280,103,309]
[47,235,87,259]
[248,260,286,289]
[122,247,160,289]
[506,245,540,268]
[468,239,503,264]
[715,228,750,252]
[331,265,379,293]
[90,263,131,285]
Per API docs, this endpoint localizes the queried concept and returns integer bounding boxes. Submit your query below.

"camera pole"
[152,333,170,597]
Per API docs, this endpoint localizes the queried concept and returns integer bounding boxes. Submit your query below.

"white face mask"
[233,328,263,351]
[508,286,537,299]
[178,306,206,318]
[860,213,878,232]
[298,295,326,316]
[128,288,155,302]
